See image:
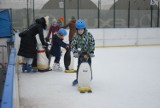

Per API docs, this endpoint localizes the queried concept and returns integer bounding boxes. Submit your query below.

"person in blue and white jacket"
[70,19,95,86]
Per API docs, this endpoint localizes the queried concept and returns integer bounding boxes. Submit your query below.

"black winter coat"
[50,33,67,57]
[18,18,47,58]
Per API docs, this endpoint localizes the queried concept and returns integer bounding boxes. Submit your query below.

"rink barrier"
[15,28,160,50]
[95,43,160,48]
[1,48,16,108]
[44,28,160,47]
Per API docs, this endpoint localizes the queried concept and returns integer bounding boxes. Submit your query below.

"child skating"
[49,28,69,71]
[70,19,95,93]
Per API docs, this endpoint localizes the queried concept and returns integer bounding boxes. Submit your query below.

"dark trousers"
[54,56,60,63]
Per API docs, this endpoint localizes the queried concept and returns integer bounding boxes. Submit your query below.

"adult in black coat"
[18,16,49,72]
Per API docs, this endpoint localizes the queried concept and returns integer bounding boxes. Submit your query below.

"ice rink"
[18,46,160,108]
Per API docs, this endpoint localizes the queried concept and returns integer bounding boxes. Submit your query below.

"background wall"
[14,28,160,51]
[86,28,160,47]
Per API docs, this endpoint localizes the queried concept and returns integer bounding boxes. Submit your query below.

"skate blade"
[22,70,27,73]
[38,68,52,72]
[52,68,63,72]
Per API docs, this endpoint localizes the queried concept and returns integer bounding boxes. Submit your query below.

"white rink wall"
[14,28,160,48]
[43,28,160,47]
[87,28,160,47]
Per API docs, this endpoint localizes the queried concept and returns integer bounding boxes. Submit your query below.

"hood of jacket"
[35,17,47,29]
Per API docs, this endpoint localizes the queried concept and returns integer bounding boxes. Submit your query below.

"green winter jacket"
[70,29,95,54]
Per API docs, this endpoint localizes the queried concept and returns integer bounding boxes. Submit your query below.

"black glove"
[65,45,70,51]
[45,37,49,42]
[42,42,48,48]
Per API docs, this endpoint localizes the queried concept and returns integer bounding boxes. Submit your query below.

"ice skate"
[53,63,63,72]
[72,79,78,86]
[22,63,27,72]
[27,64,37,72]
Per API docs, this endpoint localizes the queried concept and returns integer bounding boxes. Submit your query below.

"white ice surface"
[19,46,160,108]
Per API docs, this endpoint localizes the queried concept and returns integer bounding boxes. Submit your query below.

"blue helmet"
[75,19,86,29]
[58,28,67,36]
